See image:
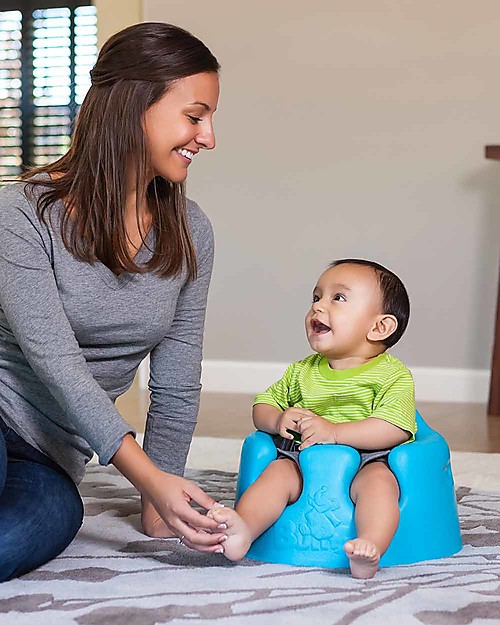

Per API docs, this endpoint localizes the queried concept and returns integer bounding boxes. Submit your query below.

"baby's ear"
[367,314,398,343]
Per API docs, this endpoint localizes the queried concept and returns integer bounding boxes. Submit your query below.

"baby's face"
[305,264,383,362]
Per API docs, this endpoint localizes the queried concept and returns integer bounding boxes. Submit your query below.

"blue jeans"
[0,418,83,581]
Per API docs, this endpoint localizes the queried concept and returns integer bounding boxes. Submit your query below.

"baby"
[210,259,416,578]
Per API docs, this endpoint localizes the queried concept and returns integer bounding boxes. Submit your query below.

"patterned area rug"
[0,466,499,625]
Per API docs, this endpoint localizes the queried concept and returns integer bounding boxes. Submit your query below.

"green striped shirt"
[254,353,416,441]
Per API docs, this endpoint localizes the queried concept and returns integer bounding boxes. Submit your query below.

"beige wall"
[93,0,142,47]
[120,1,500,371]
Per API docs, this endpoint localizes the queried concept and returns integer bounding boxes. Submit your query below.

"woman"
[0,21,226,581]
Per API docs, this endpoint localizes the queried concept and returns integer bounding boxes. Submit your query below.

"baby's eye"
[312,294,320,303]
[333,293,346,302]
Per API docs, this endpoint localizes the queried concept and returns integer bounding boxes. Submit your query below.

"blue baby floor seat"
[235,411,462,568]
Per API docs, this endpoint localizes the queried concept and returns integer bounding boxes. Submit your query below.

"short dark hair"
[329,259,410,348]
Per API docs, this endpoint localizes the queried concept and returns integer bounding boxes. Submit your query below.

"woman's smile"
[175,147,197,163]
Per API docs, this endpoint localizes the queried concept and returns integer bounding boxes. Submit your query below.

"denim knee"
[0,432,6,494]
[0,460,83,582]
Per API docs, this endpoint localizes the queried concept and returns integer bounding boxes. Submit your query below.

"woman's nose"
[197,123,216,150]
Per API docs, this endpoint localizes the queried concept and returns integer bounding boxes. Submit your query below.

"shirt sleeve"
[142,205,214,475]
[253,362,298,411]
[0,187,134,465]
[371,367,417,441]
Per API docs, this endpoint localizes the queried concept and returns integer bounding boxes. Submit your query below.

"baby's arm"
[252,403,282,434]
[253,403,318,440]
[253,362,320,439]
[298,417,410,450]
[335,419,411,448]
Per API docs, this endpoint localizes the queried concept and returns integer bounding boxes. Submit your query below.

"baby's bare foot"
[207,505,252,561]
[344,539,380,579]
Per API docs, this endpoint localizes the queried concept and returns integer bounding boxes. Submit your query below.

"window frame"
[0,0,94,176]
[0,1,89,12]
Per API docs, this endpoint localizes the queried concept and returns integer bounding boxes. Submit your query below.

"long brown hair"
[21,22,220,278]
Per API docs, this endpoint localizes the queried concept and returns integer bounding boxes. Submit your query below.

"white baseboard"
[138,357,490,403]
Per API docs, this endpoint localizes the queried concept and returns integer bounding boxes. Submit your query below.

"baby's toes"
[207,503,225,520]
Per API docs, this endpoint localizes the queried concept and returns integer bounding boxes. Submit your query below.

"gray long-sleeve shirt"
[0,180,214,484]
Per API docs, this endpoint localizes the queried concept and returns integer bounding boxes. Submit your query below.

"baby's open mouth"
[311,319,331,334]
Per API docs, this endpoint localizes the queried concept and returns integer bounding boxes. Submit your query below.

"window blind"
[0,1,97,182]
[0,10,22,180]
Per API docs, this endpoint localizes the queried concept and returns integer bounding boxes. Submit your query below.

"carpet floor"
[0,442,499,624]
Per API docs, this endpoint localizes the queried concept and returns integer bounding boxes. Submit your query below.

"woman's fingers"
[150,475,228,550]
[183,480,218,513]
[181,532,226,553]
[170,483,228,546]
[173,514,227,547]
[177,480,228,532]
[177,502,224,535]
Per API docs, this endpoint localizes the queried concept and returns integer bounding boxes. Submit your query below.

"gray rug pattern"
[0,466,499,624]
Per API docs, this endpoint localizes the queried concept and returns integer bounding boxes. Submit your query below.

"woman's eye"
[188,115,202,124]
[333,293,346,302]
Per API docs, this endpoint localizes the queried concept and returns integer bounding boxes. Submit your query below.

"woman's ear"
[368,314,398,343]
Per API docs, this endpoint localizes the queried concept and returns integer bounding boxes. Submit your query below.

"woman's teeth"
[177,148,194,160]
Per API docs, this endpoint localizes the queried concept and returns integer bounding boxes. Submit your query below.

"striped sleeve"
[371,368,416,441]
[253,362,299,411]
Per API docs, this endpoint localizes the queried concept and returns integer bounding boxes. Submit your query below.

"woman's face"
[143,71,220,183]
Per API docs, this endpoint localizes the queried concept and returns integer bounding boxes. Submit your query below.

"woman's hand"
[297,415,338,449]
[112,434,227,553]
[144,472,228,552]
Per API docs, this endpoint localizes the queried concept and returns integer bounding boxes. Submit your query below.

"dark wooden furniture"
[484,146,500,415]
[485,145,500,160]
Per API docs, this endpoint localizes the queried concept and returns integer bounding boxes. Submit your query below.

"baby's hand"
[276,407,317,439]
[297,415,337,449]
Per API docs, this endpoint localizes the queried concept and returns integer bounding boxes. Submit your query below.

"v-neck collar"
[89,230,154,290]
[39,176,155,290]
